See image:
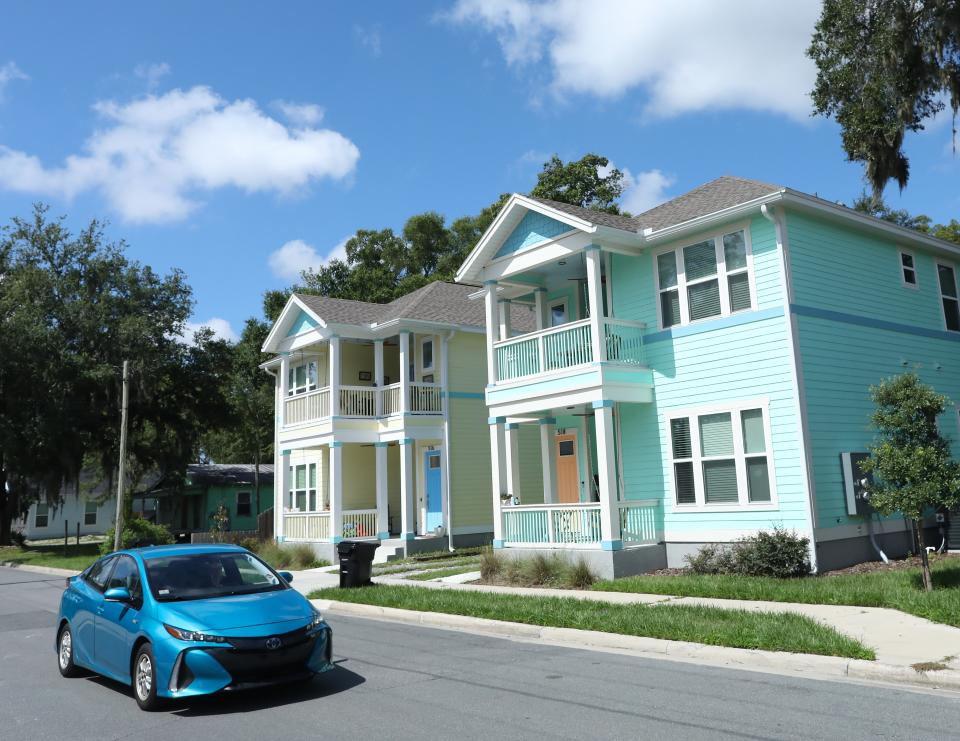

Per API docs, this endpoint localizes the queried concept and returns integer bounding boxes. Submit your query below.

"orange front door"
[555,434,579,503]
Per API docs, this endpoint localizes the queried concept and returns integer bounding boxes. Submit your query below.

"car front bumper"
[161,623,333,699]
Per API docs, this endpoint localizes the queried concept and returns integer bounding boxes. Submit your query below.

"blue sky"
[0,1,956,340]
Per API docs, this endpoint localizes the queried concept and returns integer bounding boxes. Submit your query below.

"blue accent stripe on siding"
[791,303,960,342]
[644,306,785,344]
[447,391,484,399]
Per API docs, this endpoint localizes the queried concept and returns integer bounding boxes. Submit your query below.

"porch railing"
[604,319,646,366]
[494,319,594,382]
[409,382,443,414]
[619,499,661,545]
[380,383,402,415]
[341,509,378,538]
[339,386,376,417]
[501,503,602,547]
[284,512,331,541]
[284,387,330,425]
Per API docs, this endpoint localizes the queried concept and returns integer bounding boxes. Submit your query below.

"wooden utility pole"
[112,360,129,552]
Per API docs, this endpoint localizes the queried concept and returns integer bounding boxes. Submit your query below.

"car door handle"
[96,606,105,614]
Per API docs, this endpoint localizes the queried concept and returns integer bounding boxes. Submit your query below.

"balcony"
[283,382,443,427]
[500,500,661,548]
[493,317,646,383]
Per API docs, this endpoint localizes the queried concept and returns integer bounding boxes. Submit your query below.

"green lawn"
[0,543,99,571]
[405,565,481,581]
[593,556,960,627]
[310,584,874,659]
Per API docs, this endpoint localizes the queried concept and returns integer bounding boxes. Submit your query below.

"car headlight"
[308,609,326,632]
[164,624,229,643]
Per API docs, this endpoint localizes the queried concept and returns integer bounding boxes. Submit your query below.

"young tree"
[862,373,960,591]
[809,0,960,199]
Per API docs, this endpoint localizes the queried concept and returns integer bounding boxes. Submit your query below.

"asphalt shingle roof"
[527,196,643,232]
[295,282,536,332]
[185,464,275,487]
[632,176,781,232]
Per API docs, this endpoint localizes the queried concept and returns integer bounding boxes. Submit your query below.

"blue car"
[56,543,333,710]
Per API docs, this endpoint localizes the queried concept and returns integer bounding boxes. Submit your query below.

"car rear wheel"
[133,644,162,711]
[57,625,80,678]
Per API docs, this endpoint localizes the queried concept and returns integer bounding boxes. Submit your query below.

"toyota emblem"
[265,636,282,650]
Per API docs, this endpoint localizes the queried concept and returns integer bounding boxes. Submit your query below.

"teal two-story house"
[455,176,960,578]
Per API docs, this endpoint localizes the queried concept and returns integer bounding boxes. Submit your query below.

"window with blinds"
[655,227,754,328]
[938,263,960,332]
[288,462,319,512]
[668,404,773,508]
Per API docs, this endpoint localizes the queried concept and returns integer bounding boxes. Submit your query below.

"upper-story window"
[655,227,754,329]
[938,262,960,332]
[900,251,918,287]
[287,360,318,397]
[421,338,434,373]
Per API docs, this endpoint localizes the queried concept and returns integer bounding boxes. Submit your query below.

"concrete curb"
[0,562,80,577]
[312,598,960,692]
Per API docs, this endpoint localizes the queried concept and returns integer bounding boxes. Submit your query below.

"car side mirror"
[278,571,294,583]
[104,586,131,602]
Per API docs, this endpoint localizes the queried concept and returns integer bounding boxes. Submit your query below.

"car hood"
[158,588,313,632]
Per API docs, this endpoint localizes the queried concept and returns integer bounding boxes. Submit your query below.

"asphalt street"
[2,565,960,741]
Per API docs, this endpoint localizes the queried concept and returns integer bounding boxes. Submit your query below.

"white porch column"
[276,449,291,540]
[483,281,498,385]
[399,331,410,414]
[504,422,521,501]
[329,336,341,417]
[399,438,416,540]
[539,417,557,504]
[374,339,385,416]
[488,417,506,545]
[585,245,606,362]
[498,299,512,340]
[329,442,344,541]
[534,287,549,331]
[375,442,389,539]
[593,402,622,550]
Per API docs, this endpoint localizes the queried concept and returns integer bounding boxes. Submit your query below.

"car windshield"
[143,551,285,602]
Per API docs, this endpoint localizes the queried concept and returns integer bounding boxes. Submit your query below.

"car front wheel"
[57,625,80,678]
[133,644,162,711]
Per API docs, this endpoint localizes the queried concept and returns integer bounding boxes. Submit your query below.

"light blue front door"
[424,450,443,532]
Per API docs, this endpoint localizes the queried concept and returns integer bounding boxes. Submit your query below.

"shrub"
[254,541,325,570]
[100,517,174,554]
[564,557,596,589]
[479,547,504,580]
[686,528,811,578]
[477,548,596,588]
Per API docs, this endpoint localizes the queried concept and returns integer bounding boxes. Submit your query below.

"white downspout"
[261,364,281,542]
[442,330,455,552]
[761,203,819,573]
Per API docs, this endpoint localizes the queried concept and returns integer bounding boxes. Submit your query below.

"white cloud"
[620,168,674,215]
[274,100,325,126]
[0,61,28,101]
[268,236,350,281]
[181,317,238,343]
[134,62,171,90]
[446,0,821,120]
[354,25,382,56]
[0,85,360,223]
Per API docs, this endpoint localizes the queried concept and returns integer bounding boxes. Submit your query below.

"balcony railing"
[409,382,443,414]
[283,512,331,541]
[283,381,443,426]
[501,503,602,547]
[381,383,402,415]
[339,386,377,417]
[618,500,661,545]
[493,318,646,383]
[341,509,378,538]
[285,388,330,425]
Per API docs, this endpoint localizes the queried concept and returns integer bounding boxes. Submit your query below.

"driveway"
[1,566,958,740]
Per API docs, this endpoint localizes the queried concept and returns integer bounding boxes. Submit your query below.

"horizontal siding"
[341,445,376,510]
[517,424,544,504]
[448,397,493,529]
[447,333,486,393]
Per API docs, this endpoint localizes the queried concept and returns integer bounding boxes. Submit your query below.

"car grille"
[205,624,319,684]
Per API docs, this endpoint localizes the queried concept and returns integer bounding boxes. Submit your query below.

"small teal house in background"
[136,464,275,537]
[455,176,960,578]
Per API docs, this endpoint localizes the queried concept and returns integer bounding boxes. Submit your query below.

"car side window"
[107,556,142,605]
[84,556,116,592]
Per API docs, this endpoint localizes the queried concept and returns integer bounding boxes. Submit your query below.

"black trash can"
[337,539,380,588]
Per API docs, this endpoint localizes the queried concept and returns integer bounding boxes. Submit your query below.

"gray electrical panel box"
[840,452,874,516]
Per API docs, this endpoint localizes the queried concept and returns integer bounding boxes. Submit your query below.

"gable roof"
[292,281,535,333]
[632,176,780,232]
[526,197,642,232]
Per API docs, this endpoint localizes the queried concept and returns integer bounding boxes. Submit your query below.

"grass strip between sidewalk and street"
[593,556,960,628]
[0,543,100,571]
[310,584,874,659]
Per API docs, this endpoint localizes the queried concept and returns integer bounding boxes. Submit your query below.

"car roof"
[123,543,248,560]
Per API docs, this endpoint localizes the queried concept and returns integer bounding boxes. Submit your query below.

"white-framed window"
[900,250,918,287]
[550,299,569,327]
[35,502,49,528]
[937,262,960,332]
[287,359,319,397]
[287,463,318,512]
[668,401,775,509]
[655,226,755,329]
[236,491,252,517]
[420,338,434,373]
[83,501,97,526]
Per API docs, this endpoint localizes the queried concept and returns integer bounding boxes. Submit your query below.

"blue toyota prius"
[56,543,333,710]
